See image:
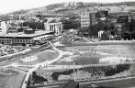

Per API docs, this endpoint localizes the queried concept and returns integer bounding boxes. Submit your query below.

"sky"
[0,0,134,14]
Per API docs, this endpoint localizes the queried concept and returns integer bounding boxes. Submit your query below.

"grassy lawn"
[73,56,100,65]
[63,44,135,57]
[55,44,135,65]
[53,55,100,65]
[95,45,135,57]
[18,49,59,65]
[0,47,54,66]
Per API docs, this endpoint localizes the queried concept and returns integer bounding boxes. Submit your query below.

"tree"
[76,2,84,8]
[61,18,80,30]
[60,14,80,30]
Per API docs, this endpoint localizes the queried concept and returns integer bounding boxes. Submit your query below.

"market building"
[0,30,54,45]
[0,20,63,45]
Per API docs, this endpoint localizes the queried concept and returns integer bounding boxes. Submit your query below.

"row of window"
[49,24,62,34]
[0,38,33,44]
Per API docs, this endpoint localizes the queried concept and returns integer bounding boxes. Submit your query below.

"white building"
[0,21,9,34]
[44,22,63,35]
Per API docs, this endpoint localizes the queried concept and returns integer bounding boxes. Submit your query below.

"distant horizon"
[0,0,135,15]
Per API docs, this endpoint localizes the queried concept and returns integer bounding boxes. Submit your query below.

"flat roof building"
[0,30,51,38]
[0,30,54,45]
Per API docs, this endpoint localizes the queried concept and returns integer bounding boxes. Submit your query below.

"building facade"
[44,22,63,35]
[80,12,97,28]
[80,12,90,28]
[0,31,53,45]
[0,21,9,34]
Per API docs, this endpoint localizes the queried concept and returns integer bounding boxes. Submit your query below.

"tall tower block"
[0,21,8,34]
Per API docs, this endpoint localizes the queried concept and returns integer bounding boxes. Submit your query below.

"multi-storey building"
[80,11,97,28]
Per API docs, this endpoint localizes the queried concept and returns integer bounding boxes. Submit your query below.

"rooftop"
[0,30,53,38]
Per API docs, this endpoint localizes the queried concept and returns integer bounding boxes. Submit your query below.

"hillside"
[1,1,135,20]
